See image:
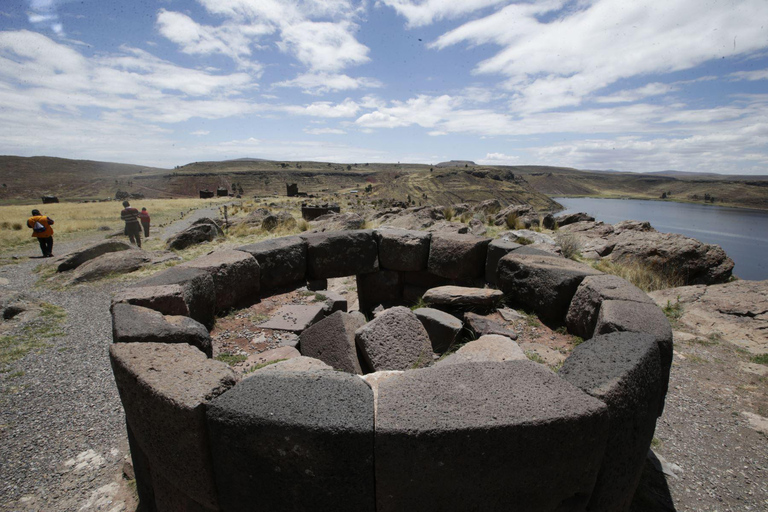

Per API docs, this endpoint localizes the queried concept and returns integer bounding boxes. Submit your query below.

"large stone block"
[355,306,433,371]
[236,236,307,290]
[181,249,260,312]
[497,253,603,325]
[110,343,237,510]
[111,303,212,357]
[427,234,491,280]
[129,266,216,329]
[463,312,518,340]
[422,285,503,308]
[376,361,608,512]
[413,307,462,353]
[484,239,521,284]
[566,274,654,339]
[57,240,132,272]
[302,230,379,278]
[559,332,663,512]
[206,370,375,512]
[356,270,402,312]
[375,228,431,271]
[300,311,367,374]
[436,335,526,366]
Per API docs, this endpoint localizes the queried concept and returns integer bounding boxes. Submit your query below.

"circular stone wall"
[109,229,672,512]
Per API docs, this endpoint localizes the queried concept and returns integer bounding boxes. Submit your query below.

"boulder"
[299,311,367,374]
[497,253,603,325]
[206,370,375,512]
[166,218,224,251]
[541,213,556,230]
[425,221,470,235]
[237,207,271,226]
[468,218,487,236]
[374,229,431,272]
[355,306,433,371]
[57,240,132,272]
[427,234,491,280]
[436,335,526,366]
[303,230,379,279]
[471,199,501,215]
[375,361,608,512]
[559,332,663,512]
[377,206,445,230]
[485,239,522,284]
[493,204,535,227]
[111,303,212,357]
[555,212,594,227]
[129,267,216,329]
[463,312,518,340]
[68,250,150,284]
[261,211,297,231]
[236,236,307,290]
[309,212,365,231]
[110,342,237,510]
[499,229,556,246]
[356,270,402,312]
[413,308,463,353]
[180,249,260,312]
[566,274,655,339]
[422,285,503,308]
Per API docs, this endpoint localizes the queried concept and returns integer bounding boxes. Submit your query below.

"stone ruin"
[109,229,673,512]
[301,203,341,220]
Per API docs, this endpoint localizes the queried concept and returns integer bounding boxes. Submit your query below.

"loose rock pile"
[109,228,673,512]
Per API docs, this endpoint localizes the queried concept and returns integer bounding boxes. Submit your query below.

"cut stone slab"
[355,306,433,371]
[485,238,521,284]
[497,252,603,325]
[302,230,379,279]
[206,370,375,512]
[437,335,526,366]
[110,342,237,510]
[375,228,431,271]
[559,332,663,512]
[413,307,462,353]
[111,303,212,357]
[180,249,260,312]
[68,250,151,284]
[259,304,326,333]
[243,346,300,371]
[250,356,332,374]
[464,311,518,340]
[300,311,367,374]
[566,274,654,339]
[427,234,491,280]
[498,307,527,322]
[57,240,132,272]
[375,361,608,512]
[236,236,307,290]
[422,285,503,308]
[356,270,402,312]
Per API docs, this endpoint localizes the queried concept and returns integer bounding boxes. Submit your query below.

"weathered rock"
[309,212,365,231]
[566,274,655,339]
[303,230,379,279]
[258,304,326,333]
[375,228,431,272]
[300,311,367,374]
[425,221,470,235]
[464,312,518,340]
[520,342,568,367]
[493,204,535,226]
[243,346,300,371]
[250,355,331,374]
[360,370,403,416]
[129,267,216,329]
[356,270,402,312]
[497,253,603,325]
[485,239,522,284]
[111,303,212,357]
[375,361,608,512]
[423,285,503,308]
[472,199,501,215]
[68,250,150,284]
[559,332,663,512]
[206,370,375,512]
[261,211,296,231]
[180,249,260,312]
[236,236,307,290]
[355,306,433,371]
[500,229,556,246]
[437,335,526,366]
[166,218,224,251]
[413,308,463,353]
[57,240,132,272]
[110,343,237,510]
[555,212,594,227]
[378,206,445,230]
[541,213,556,230]
[427,234,491,280]
[236,207,271,226]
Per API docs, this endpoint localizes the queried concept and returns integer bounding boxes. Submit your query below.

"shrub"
[443,207,455,221]
[590,258,684,292]
[516,236,533,245]
[555,232,581,260]
[505,212,519,229]
[11,223,22,230]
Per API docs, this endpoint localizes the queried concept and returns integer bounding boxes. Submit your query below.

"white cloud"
[304,127,346,134]
[479,152,519,164]
[729,69,768,81]
[594,83,678,104]
[274,72,382,94]
[286,98,360,117]
[27,0,67,35]
[379,0,508,28]
[191,130,210,136]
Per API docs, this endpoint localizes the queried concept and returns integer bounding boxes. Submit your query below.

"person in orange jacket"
[27,209,55,257]
[138,207,150,237]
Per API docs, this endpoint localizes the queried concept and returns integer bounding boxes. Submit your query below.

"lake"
[554,197,768,281]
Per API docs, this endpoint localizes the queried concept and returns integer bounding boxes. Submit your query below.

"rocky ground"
[0,211,766,511]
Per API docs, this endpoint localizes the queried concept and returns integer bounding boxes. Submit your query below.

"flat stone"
[243,346,300,372]
[236,236,307,290]
[355,306,433,371]
[436,335,526,366]
[259,304,326,333]
[375,228,431,271]
[251,356,332,374]
[302,230,379,279]
[422,285,503,307]
[427,234,491,280]
[498,307,526,322]
[375,361,608,512]
[413,307,463,353]
[299,311,367,374]
[180,249,260,312]
[464,312,518,340]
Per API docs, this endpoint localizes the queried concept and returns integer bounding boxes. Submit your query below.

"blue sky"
[0,0,767,174]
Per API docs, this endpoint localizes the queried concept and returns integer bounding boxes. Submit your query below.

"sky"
[0,0,767,174]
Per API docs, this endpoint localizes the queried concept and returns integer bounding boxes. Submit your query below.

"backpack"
[33,220,46,233]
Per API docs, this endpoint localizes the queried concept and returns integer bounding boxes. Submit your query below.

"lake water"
[554,197,768,281]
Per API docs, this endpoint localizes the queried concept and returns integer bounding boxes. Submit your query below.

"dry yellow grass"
[589,258,685,292]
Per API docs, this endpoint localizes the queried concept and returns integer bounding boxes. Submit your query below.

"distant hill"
[435,160,476,168]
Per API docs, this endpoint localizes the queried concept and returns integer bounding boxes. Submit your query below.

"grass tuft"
[555,232,581,260]
[215,353,247,365]
[749,354,768,365]
[590,258,685,292]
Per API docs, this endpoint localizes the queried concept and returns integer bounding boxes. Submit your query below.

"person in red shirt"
[120,201,142,248]
[27,209,54,257]
[138,207,151,237]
